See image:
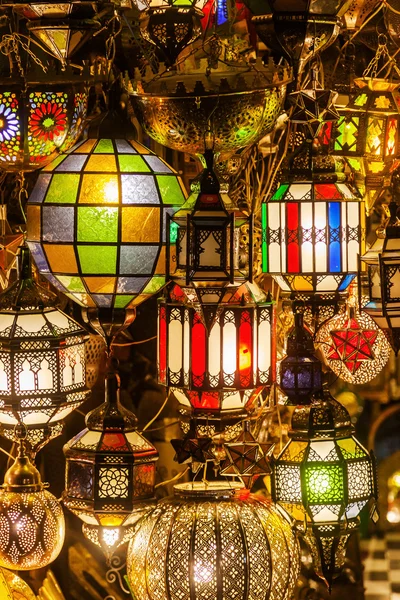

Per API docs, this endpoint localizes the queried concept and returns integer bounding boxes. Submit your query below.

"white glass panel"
[313,506,340,523]
[309,440,336,460]
[222,391,243,409]
[348,240,359,271]
[0,359,8,392]
[49,405,75,422]
[0,411,17,425]
[168,318,182,373]
[0,314,14,335]
[316,275,339,291]
[19,359,35,391]
[73,430,101,449]
[272,276,291,291]
[314,203,326,272]
[342,201,347,271]
[172,388,191,407]
[46,309,71,330]
[223,315,236,376]
[268,204,281,272]
[24,410,51,425]
[315,242,327,272]
[280,203,286,270]
[337,183,355,199]
[16,314,46,334]
[38,359,53,390]
[288,184,311,199]
[302,242,313,272]
[258,316,271,373]
[199,232,221,267]
[183,313,190,374]
[208,323,221,384]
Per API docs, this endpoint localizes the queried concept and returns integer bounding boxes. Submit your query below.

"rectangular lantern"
[262,181,365,294]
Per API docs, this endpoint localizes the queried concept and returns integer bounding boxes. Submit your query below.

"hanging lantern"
[0,80,89,172]
[315,291,391,385]
[342,0,381,31]
[63,370,158,559]
[0,439,65,570]
[280,311,322,405]
[271,389,377,587]
[262,177,364,295]
[26,135,187,311]
[0,246,89,453]
[127,481,300,600]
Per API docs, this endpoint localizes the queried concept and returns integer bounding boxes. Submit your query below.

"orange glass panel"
[121,207,160,243]
[129,140,150,154]
[26,206,41,241]
[85,155,117,172]
[74,139,96,153]
[79,174,119,204]
[43,244,78,273]
[155,246,166,274]
[83,277,116,293]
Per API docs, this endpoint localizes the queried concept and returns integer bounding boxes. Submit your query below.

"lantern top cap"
[0,245,59,312]
[291,388,353,439]
[86,370,138,432]
[174,481,244,500]
[2,440,44,493]
[354,77,400,93]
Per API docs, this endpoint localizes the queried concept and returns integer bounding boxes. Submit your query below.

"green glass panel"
[45,174,80,204]
[156,175,186,205]
[77,207,118,242]
[347,157,363,173]
[170,221,179,243]
[354,93,368,107]
[78,245,118,274]
[271,183,289,201]
[114,294,135,308]
[334,116,359,153]
[94,139,114,153]
[261,203,267,272]
[305,464,344,504]
[142,276,165,294]
[118,155,151,173]
[57,275,86,292]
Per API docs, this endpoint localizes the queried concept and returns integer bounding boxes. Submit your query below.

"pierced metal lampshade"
[0,441,65,570]
[63,370,158,559]
[127,481,300,600]
[0,246,89,453]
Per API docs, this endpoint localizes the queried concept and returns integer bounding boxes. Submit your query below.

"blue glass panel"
[27,242,50,272]
[55,155,87,172]
[116,139,137,154]
[121,174,159,205]
[119,245,159,275]
[42,206,74,242]
[338,274,356,291]
[46,274,68,292]
[216,0,227,25]
[92,294,113,308]
[144,155,172,173]
[29,174,52,203]
[328,202,341,273]
[117,277,149,293]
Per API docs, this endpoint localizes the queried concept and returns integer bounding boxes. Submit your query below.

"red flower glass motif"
[29,101,67,141]
[328,317,378,375]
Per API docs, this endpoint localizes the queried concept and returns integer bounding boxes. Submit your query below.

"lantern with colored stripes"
[158,282,274,418]
[262,181,364,294]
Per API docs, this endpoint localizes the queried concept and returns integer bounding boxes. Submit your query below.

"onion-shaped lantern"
[0,246,89,454]
[63,370,158,559]
[127,482,300,600]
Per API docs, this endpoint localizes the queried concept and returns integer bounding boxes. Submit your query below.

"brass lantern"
[63,369,158,559]
[0,246,89,453]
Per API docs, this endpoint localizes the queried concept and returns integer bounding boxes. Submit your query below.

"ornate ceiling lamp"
[315,289,391,385]
[0,436,65,570]
[271,387,377,588]
[342,0,381,32]
[0,245,89,454]
[127,481,300,600]
[63,369,158,560]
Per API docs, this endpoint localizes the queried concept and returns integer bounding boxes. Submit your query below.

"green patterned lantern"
[26,137,187,311]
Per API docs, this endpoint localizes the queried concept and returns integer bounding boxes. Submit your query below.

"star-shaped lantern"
[220,422,273,488]
[289,88,339,138]
[171,430,214,468]
[316,293,391,385]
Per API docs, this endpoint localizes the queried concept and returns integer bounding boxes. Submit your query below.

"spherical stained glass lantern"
[127,481,300,600]
[262,180,364,295]
[26,136,187,311]
[0,441,65,570]
[271,390,377,586]
[315,298,391,385]
[0,83,89,172]
[63,370,158,559]
[0,247,89,452]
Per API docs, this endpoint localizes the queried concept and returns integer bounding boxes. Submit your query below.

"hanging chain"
[0,33,48,77]
[363,34,400,80]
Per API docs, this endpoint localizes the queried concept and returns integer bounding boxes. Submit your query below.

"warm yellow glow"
[102,528,120,548]
[104,180,119,203]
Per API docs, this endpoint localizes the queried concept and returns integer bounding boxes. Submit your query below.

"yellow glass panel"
[26,206,41,241]
[130,293,148,306]
[98,514,125,526]
[155,246,166,274]
[75,139,96,153]
[85,155,117,172]
[129,140,150,154]
[292,276,313,291]
[283,503,307,522]
[367,160,385,174]
[79,174,119,204]
[43,244,78,273]
[121,207,160,243]
[84,277,116,293]
[281,441,308,462]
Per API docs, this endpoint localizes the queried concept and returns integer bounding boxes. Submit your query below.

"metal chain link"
[0,33,48,77]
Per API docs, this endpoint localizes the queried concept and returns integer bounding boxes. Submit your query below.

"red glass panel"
[191,312,206,387]
[159,305,167,384]
[317,121,333,148]
[287,203,300,273]
[314,184,341,200]
[385,117,397,156]
[100,433,128,451]
[187,390,220,410]
[239,309,252,387]
[170,284,185,302]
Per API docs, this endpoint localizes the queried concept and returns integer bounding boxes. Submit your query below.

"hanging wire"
[154,466,189,488]
[142,394,169,431]
[16,173,27,224]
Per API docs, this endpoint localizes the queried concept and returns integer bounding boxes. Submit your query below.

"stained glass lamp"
[26,136,187,312]
[262,180,364,295]
[271,389,377,587]
[63,369,159,559]
[0,83,89,172]
[0,438,65,570]
[280,311,322,404]
[315,294,391,385]
[127,481,300,600]
[0,246,89,454]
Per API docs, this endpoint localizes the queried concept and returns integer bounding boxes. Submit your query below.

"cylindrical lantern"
[63,370,158,558]
[0,441,65,570]
[158,282,274,417]
[0,247,89,452]
[27,135,187,311]
[127,481,300,600]
[262,179,364,294]
[271,388,377,586]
